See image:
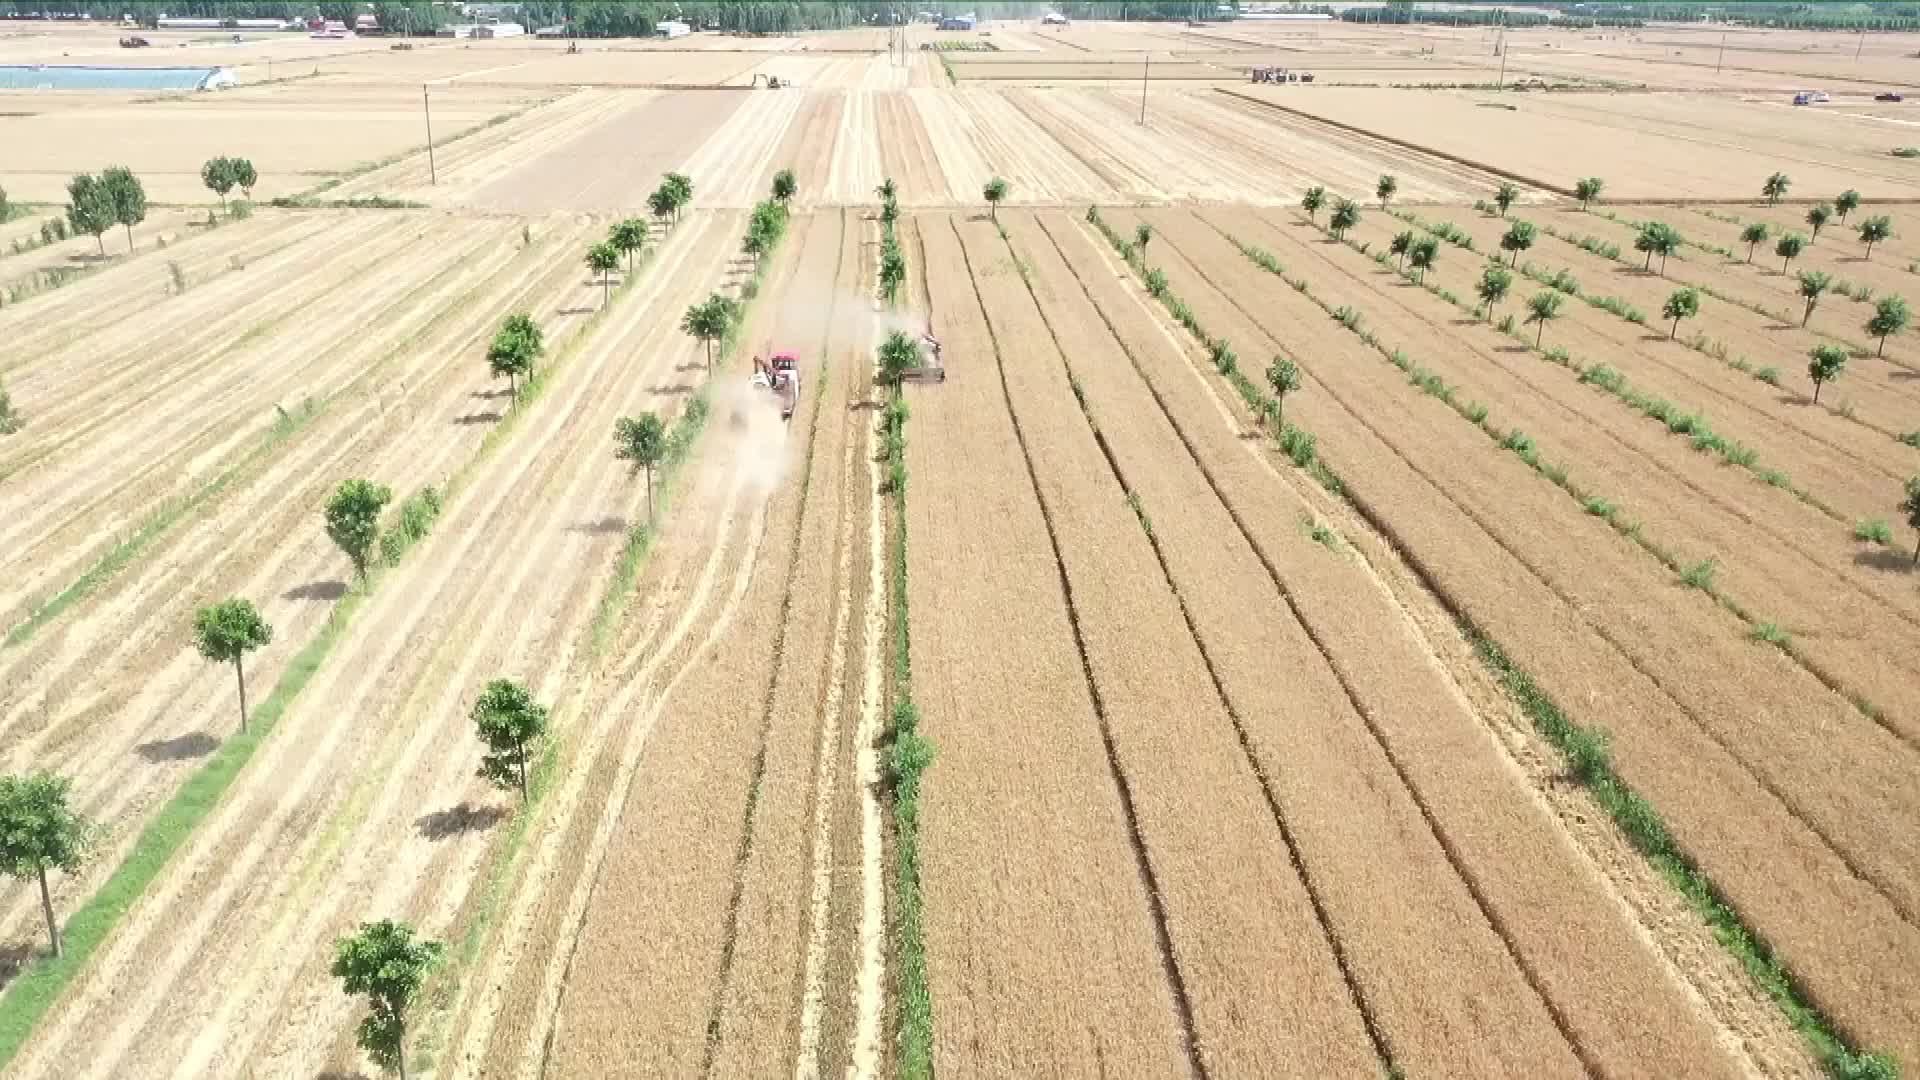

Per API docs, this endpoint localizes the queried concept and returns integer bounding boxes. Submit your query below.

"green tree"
[1775,231,1807,273]
[1477,262,1513,318]
[1859,214,1893,260]
[487,313,542,396]
[325,478,392,584]
[1762,171,1791,205]
[1134,222,1152,253]
[648,186,676,229]
[332,919,441,1080]
[880,197,899,227]
[472,678,547,799]
[1300,185,1326,222]
[1836,188,1862,222]
[1798,270,1831,327]
[1525,289,1564,347]
[876,177,898,202]
[101,165,146,249]
[192,598,273,733]
[1329,198,1360,240]
[614,412,668,519]
[1493,182,1519,217]
[1807,343,1847,403]
[1739,221,1770,263]
[0,773,91,958]
[1265,356,1300,429]
[1574,176,1604,210]
[1408,235,1439,283]
[878,329,921,386]
[664,172,693,222]
[231,158,257,200]
[1376,173,1397,210]
[609,218,648,272]
[200,156,238,211]
[982,176,1009,221]
[880,243,906,303]
[771,167,797,205]
[65,172,113,256]
[1635,220,1682,273]
[681,293,733,373]
[1805,202,1832,241]
[1663,287,1700,339]
[0,374,19,436]
[586,241,620,308]
[1902,477,1920,565]
[1499,219,1536,266]
[1389,229,1414,269]
[1867,294,1910,356]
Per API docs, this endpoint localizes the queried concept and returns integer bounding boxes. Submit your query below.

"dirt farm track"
[6,8,1920,1079]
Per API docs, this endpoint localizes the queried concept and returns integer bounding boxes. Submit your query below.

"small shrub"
[1332,305,1362,331]
[1464,402,1489,424]
[1543,345,1571,365]
[1547,268,1579,294]
[1279,424,1317,467]
[1584,496,1616,518]
[1209,338,1238,376]
[230,199,253,220]
[1500,429,1538,464]
[1144,267,1168,297]
[1895,146,1920,158]
[1854,518,1895,545]
[168,261,187,295]
[1563,725,1611,784]
[1680,557,1718,590]
[1496,313,1517,334]
[1750,622,1791,646]
[1578,364,1625,392]
[1756,367,1782,386]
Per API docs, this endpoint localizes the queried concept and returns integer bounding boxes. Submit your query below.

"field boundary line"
[951,213,1209,1079]
[1251,211,1920,754]
[0,216,679,1071]
[1210,88,1576,198]
[1104,210,1900,1080]
[1014,215,1406,1077]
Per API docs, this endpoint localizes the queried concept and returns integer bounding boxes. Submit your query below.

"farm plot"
[679,89,811,207]
[1225,86,1920,200]
[1101,205,1920,1067]
[1223,203,1920,899]
[1482,206,1920,465]
[464,90,743,213]
[978,209,1757,1078]
[1382,206,1920,526]
[4,209,746,1079]
[0,96,501,204]
[910,88,1117,206]
[0,213,604,1000]
[0,211,510,630]
[537,210,886,1078]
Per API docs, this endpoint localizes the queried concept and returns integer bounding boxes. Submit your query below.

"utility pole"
[423,84,437,185]
[1856,28,1867,61]
[1496,30,1508,89]
[1139,52,1150,125]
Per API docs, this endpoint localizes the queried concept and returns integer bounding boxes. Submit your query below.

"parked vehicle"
[1877,91,1906,102]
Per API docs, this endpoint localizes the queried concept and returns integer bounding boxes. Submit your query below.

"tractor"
[751,350,800,420]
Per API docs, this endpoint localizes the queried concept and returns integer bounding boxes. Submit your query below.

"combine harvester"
[752,351,802,421]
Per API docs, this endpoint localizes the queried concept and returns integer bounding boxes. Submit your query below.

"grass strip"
[881,212,935,1080]
[1089,205,1899,1080]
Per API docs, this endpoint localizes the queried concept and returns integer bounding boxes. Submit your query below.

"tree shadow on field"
[1775,392,1814,407]
[569,515,628,535]
[415,802,507,841]
[284,580,348,602]
[675,359,707,374]
[454,409,503,426]
[1853,546,1919,573]
[648,382,696,398]
[0,942,38,982]
[557,305,596,317]
[135,732,220,763]
[472,386,512,400]
[1888,367,1920,381]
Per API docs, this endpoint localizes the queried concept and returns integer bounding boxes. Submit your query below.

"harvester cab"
[904,329,947,383]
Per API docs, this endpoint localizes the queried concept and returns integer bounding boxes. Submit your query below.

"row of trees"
[64,167,146,255]
[201,156,259,211]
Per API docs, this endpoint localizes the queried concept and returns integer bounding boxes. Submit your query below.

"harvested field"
[7,12,1919,1080]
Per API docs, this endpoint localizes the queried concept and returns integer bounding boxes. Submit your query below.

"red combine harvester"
[751,350,800,421]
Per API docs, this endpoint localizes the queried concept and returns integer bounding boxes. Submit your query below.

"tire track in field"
[4,214,732,1080]
[947,214,1215,1080]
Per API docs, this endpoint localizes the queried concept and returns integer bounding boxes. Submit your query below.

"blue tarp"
[0,65,228,91]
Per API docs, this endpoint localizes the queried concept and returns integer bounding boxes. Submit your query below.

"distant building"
[656,20,691,38]
[939,15,975,31]
[1041,12,1068,25]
